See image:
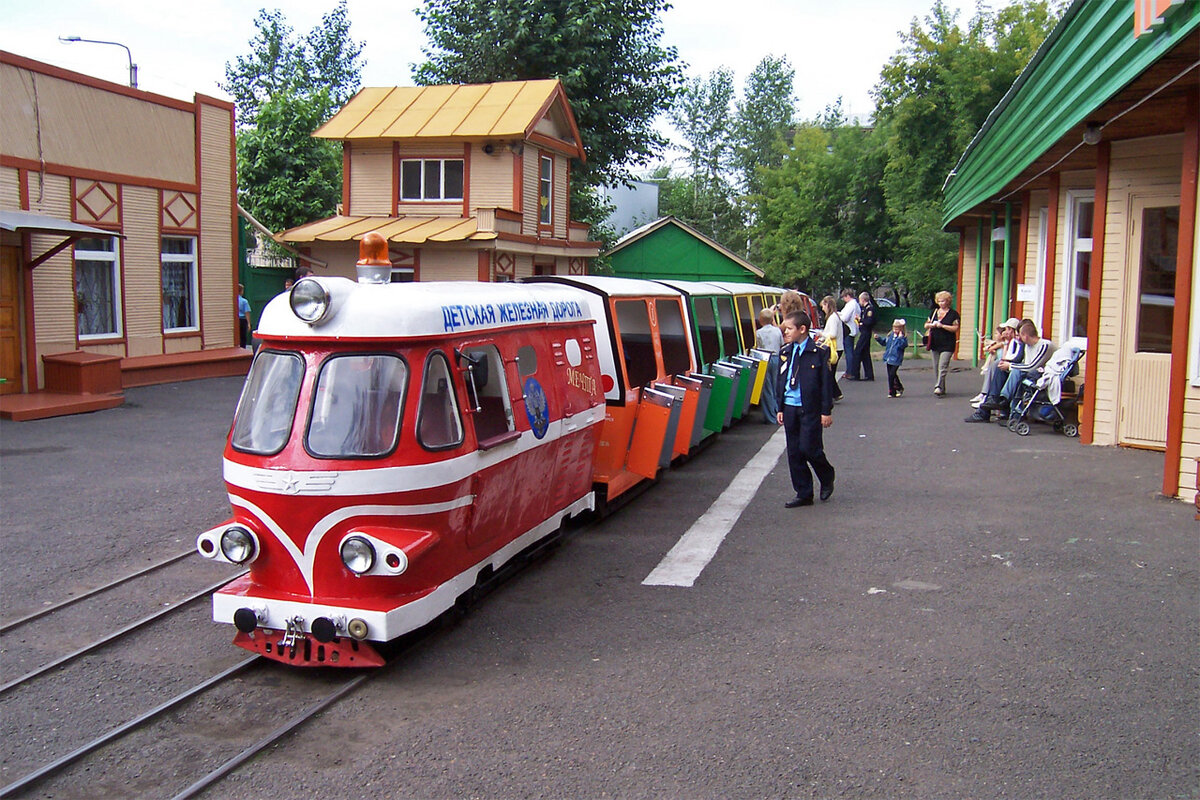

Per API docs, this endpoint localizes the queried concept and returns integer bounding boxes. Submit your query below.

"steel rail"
[0,570,247,696]
[0,550,196,634]
[0,655,262,799]
[170,671,373,800]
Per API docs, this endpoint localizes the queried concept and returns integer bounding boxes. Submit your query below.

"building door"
[1118,196,1179,449]
[1,246,23,394]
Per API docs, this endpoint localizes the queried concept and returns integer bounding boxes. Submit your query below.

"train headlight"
[340,536,375,575]
[220,526,257,564]
[290,278,332,324]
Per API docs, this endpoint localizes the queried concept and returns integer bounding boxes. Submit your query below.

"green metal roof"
[942,0,1200,226]
[606,217,764,282]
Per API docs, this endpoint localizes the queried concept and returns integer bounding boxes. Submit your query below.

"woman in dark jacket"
[923,290,960,396]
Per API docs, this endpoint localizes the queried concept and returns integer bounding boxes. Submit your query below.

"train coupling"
[233,627,384,667]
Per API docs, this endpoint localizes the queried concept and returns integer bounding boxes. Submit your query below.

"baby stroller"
[1007,337,1087,437]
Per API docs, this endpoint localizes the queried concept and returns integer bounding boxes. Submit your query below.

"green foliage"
[236,89,344,233]
[415,0,684,217]
[753,113,889,297]
[871,0,1060,304]
[224,1,363,230]
[734,55,796,198]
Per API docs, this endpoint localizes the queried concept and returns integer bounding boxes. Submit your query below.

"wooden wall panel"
[421,248,477,281]
[198,103,235,349]
[1,166,21,208]
[1,63,195,185]
[28,173,76,381]
[470,146,514,211]
[121,185,161,356]
[554,153,568,239]
[349,144,392,214]
[1090,134,1184,444]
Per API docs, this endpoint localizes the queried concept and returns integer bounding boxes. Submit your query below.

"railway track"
[0,569,246,695]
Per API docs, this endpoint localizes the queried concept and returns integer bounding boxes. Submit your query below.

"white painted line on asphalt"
[642,426,788,588]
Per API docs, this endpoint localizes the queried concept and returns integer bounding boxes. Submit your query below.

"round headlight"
[289,278,331,324]
[340,536,375,575]
[220,526,257,564]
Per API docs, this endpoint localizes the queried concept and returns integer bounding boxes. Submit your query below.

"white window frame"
[399,158,464,201]
[1032,207,1049,328]
[74,236,122,340]
[538,154,553,226]
[161,235,199,332]
[1061,190,1094,340]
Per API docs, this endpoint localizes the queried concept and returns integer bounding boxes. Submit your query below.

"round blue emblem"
[523,377,550,439]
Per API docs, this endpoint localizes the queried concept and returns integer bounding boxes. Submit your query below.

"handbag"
[922,333,931,350]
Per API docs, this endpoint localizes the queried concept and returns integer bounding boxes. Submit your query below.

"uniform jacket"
[776,338,834,416]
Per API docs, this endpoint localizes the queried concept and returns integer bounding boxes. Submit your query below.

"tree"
[664,68,745,248]
[414,0,685,225]
[871,0,1060,303]
[224,1,364,230]
[733,55,796,198]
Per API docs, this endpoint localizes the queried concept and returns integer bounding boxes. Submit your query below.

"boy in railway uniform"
[775,311,835,508]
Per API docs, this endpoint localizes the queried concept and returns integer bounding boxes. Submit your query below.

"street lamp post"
[58,36,138,89]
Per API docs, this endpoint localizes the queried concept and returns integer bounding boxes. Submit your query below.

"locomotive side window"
[716,296,740,356]
[693,299,720,366]
[417,352,464,450]
[516,345,538,377]
[656,299,690,376]
[231,351,305,455]
[615,299,656,388]
[307,354,408,458]
[461,344,514,442]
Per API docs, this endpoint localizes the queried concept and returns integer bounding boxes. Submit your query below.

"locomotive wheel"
[1015,420,1031,436]
[1062,422,1079,438]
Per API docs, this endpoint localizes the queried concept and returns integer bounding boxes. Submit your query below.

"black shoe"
[819,482,834,502]
[844,376,860,381]
[979,396,1005,411]
[964,411,991,423]
[785,495,814,508]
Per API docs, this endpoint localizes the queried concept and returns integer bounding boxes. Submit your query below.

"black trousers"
[852,330,875,380]
[886,363,904,395]
[782,404,835,500]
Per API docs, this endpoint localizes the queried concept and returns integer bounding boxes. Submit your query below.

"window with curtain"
[1063,193,1094,339]
[161,236,198,331]
[75,236,120,338]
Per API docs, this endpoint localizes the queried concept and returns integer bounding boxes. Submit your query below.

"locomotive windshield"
[231,351,305,455]
[307,354,408,458]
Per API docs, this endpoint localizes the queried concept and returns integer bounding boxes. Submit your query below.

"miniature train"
[197,233,808,666]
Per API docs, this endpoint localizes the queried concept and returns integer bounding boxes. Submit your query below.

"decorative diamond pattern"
[493,252,516,281]
[163,192,197,228]
[76,182,117,223]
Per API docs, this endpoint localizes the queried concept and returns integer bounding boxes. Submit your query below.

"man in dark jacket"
[775,311,836,508]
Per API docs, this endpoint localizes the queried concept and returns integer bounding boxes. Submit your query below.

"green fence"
[875,306,929,357]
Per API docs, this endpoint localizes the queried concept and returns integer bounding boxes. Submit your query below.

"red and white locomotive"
[197,235,606,666]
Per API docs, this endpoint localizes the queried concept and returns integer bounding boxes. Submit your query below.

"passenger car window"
[231,351,304,455]
[656,299,690,376]
[307,354,407,458]
[417,351,464,450]
[461,344,513,442]
[693,299,720,366]
[716,296,740,356]
[615,299,656,388]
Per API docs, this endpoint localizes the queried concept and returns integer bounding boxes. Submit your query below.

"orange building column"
[1081,142,1110,445]
[1162,89,1198,497]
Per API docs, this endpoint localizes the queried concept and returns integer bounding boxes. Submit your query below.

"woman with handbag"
[923,290,960,397]
[818,295,845,402]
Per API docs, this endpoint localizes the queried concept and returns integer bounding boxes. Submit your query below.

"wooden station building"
[941,0,1199,502]
[279,79,600,282]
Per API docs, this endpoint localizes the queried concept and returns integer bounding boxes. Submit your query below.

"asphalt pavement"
[0,357,1196,799]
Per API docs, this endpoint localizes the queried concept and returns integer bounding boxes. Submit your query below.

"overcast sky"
[1,0,1000,166]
